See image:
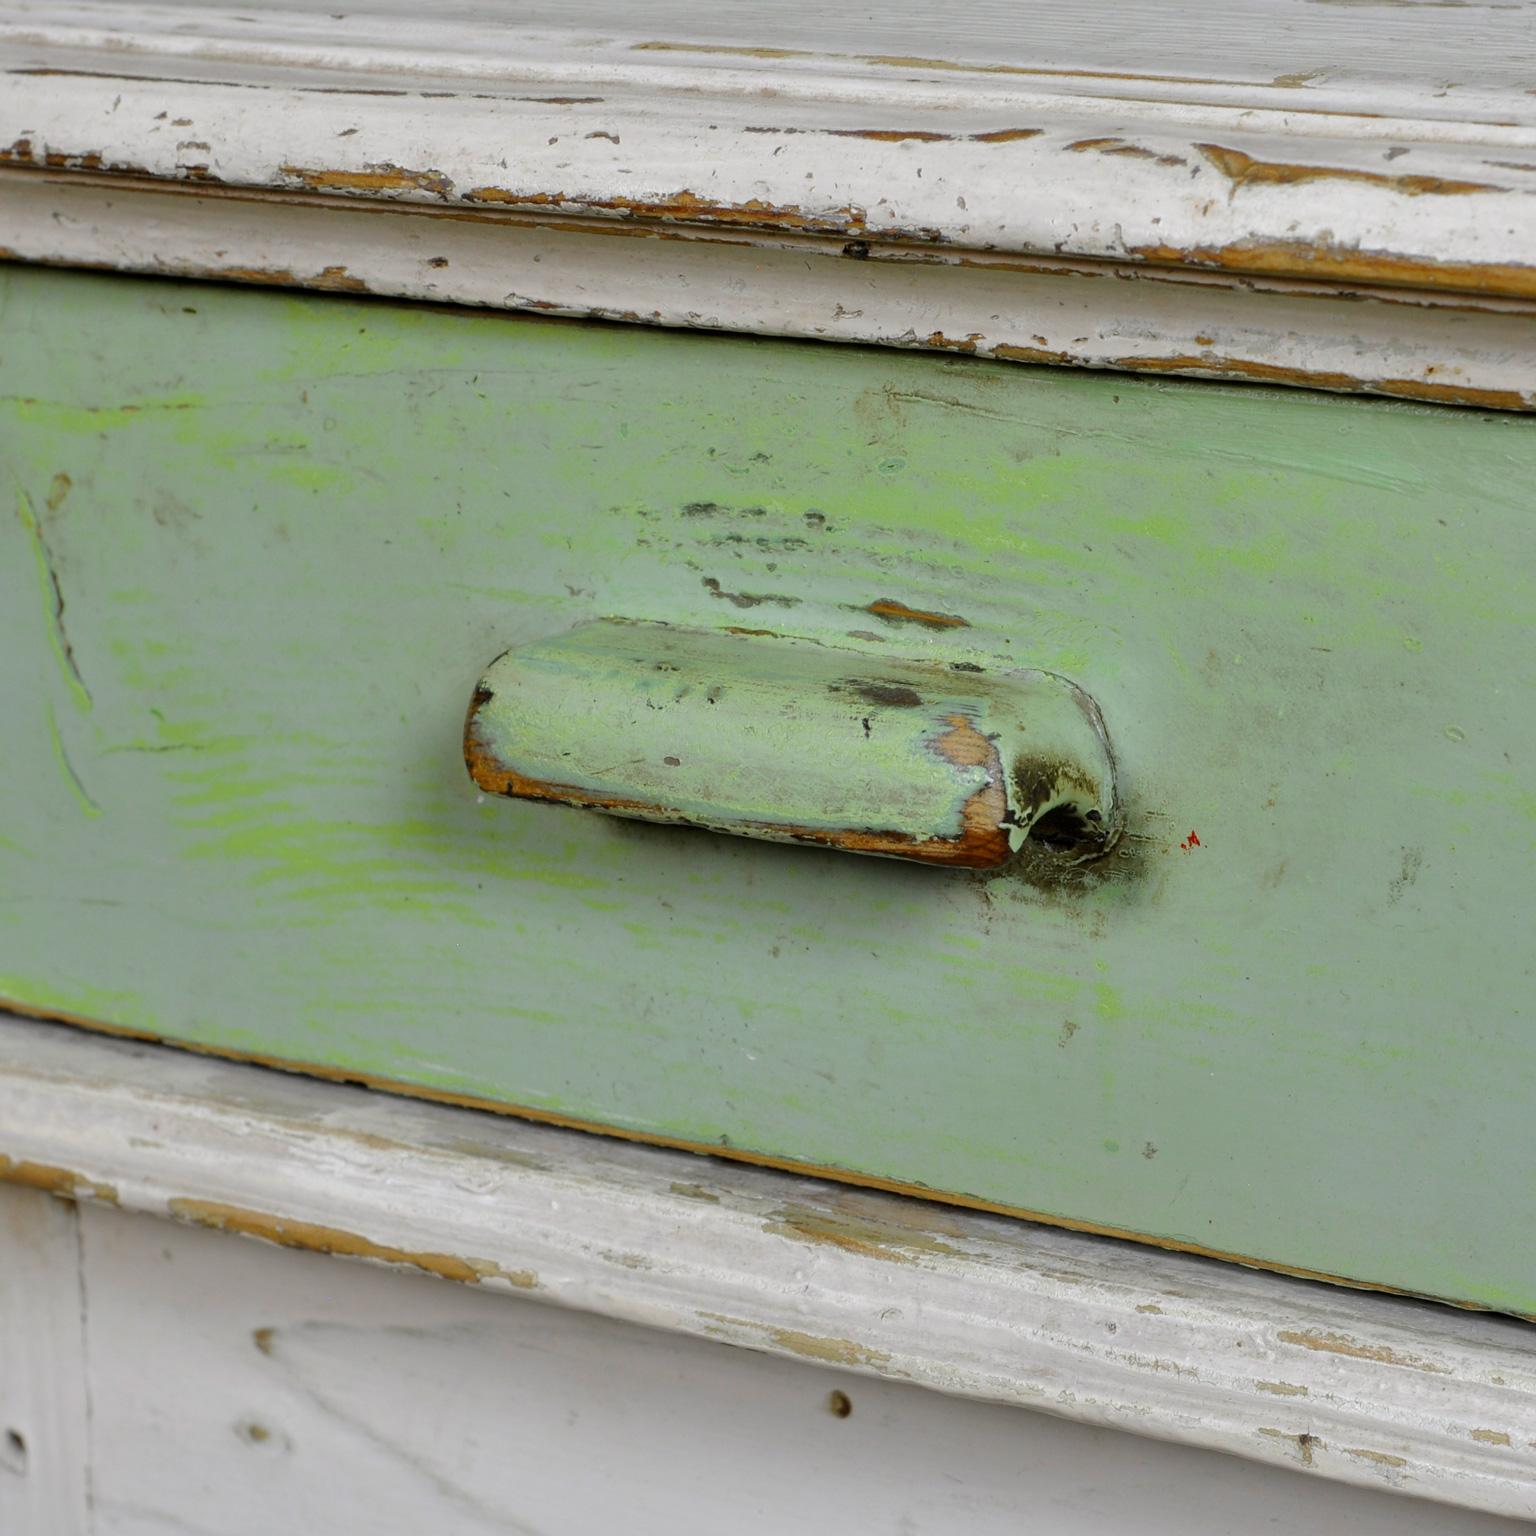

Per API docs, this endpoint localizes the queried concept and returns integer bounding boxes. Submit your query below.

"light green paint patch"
[1,268,1534,1313]
[0,973,145,1028]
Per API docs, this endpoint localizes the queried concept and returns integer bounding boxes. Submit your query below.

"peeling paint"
[280,162,453,198]
[991,343,1073,366]
[1129,238,1536,300]
[165,1197,539,1290]
[190,262,371,293]
[1114,353,1530,411]
[1343,1446,1409,1469]
[669,1181,721,1203]
[1068,137,1187,167]
[628,41,1332,94]
[1278,1329,1451,1374]
[764,1201,965,1263]
[923,330,983,352]
[763,1325,893,1368]
[0,1153,117,1204]
[1197,143,1503,197]
[1471,1428,1514,1446]
[463,185,873,237]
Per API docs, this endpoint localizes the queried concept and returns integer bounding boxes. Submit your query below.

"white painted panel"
[0,1185,90,1536]
[74,1203,1536,1536]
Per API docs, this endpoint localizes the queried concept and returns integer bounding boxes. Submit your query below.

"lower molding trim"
[1,1012,1533,1518]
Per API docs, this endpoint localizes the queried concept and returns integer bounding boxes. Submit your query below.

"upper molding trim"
[4,0,1536,402]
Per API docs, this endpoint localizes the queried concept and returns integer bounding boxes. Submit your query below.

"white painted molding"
[1,1014,1534,1520]
[3,0,1536,406]
[8,173,1536,413]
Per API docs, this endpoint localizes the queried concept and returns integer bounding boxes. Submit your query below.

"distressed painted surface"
[465,620,1121,868]
[10,176,1536,415]
[1,267,1534,1311]
[8,0,1536,292]
[7,0,1536,408]
[6,1018,1536,1519]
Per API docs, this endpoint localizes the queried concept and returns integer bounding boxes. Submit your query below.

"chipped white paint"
[1,1016,1535,1521]
[0,1186,1525,1536]
[8,172,1536,411]
[3,0,1536,405]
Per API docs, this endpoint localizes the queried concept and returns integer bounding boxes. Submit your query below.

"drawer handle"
[464,619,1121,871]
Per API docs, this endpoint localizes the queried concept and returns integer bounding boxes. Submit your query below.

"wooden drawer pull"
[464,620,1121,870]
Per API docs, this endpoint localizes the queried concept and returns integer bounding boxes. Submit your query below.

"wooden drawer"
[2,264,1532,1314]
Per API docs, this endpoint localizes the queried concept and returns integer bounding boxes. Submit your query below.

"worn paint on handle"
[464,620,1121,870]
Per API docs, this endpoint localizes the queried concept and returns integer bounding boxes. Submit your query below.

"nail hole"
[3,1428,27,1473]
[826,1390,852,1418]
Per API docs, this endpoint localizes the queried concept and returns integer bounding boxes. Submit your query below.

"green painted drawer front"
[3,268,1532,1312]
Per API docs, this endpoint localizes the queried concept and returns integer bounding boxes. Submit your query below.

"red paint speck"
[1180,830,1201,851]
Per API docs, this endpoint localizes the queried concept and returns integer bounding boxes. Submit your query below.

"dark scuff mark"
[1387,846,1424,905]
[682,502,769,518]
[848,680,924,708]
[14,484,91,706]
[702,576,800,609]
